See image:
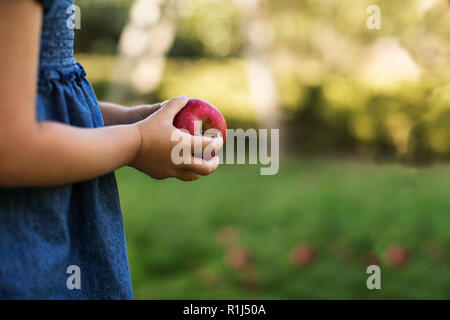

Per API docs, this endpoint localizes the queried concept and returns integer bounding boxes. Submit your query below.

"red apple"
[384,244,409,268]
[226,247,251,270]
[291,244,316,268]
[173,98,227,141]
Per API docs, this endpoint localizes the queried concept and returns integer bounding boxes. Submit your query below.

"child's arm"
[98,102,163,126]
[0,1,221,187]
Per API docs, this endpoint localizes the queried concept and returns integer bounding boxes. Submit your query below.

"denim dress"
[0,0,133,299]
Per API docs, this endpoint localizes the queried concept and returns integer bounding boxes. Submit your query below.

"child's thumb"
[160,95,188,119]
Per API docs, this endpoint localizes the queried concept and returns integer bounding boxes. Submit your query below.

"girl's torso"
[0,0,133,299]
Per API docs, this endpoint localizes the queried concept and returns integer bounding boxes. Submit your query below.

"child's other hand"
[130,95,223,181]
[126,103,163,122]
[99,101,163,126]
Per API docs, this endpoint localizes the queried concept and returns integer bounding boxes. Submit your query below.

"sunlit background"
[74,0,450,299]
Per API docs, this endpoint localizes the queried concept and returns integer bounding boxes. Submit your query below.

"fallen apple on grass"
[384,244,409,268]
[291,244,317,268]
[226,247,251,270]
[173,99,227,159]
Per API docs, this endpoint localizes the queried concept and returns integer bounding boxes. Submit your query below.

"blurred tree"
[234,0,280,132]
[107,0,176,102]
[110,0,282,136]
[75,0,132,54]
[76,0,450,159]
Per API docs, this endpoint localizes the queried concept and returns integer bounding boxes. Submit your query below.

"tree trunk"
[234,0,280,130]
[108,0,176,103]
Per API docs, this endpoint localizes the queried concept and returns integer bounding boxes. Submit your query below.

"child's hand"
[130,95,223,181]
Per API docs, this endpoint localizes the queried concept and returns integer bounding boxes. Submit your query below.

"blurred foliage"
[169,0,244,58]
[75,0,450,70]
[76,0,450,161]
[117,159,450,299]
[78,54,450,161]
[284,78,450,162]
[75,0,243,58]
[75,0,133,54]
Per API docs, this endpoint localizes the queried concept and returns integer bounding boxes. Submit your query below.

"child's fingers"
[136,103,165,120]
[159,95,188,119]
[147,102,165,114]
[187,135,224,154]
[176,171,202,182]
[183,157,220,176]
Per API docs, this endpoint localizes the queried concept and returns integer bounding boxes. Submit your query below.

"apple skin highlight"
[173,99,227,142]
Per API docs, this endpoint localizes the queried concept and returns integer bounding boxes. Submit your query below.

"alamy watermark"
[171,122,280,176]
[66,265,81,290]
[67,5,81,30]
[366,265,381,290]
[366,5,381,30]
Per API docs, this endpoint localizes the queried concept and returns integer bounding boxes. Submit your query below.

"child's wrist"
[128,123,144,167]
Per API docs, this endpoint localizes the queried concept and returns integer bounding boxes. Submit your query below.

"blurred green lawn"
[116,158,450,299]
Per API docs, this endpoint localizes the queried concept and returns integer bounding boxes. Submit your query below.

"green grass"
[116,158,450,299]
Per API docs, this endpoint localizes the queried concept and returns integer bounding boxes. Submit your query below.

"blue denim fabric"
[0,0,133,299]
